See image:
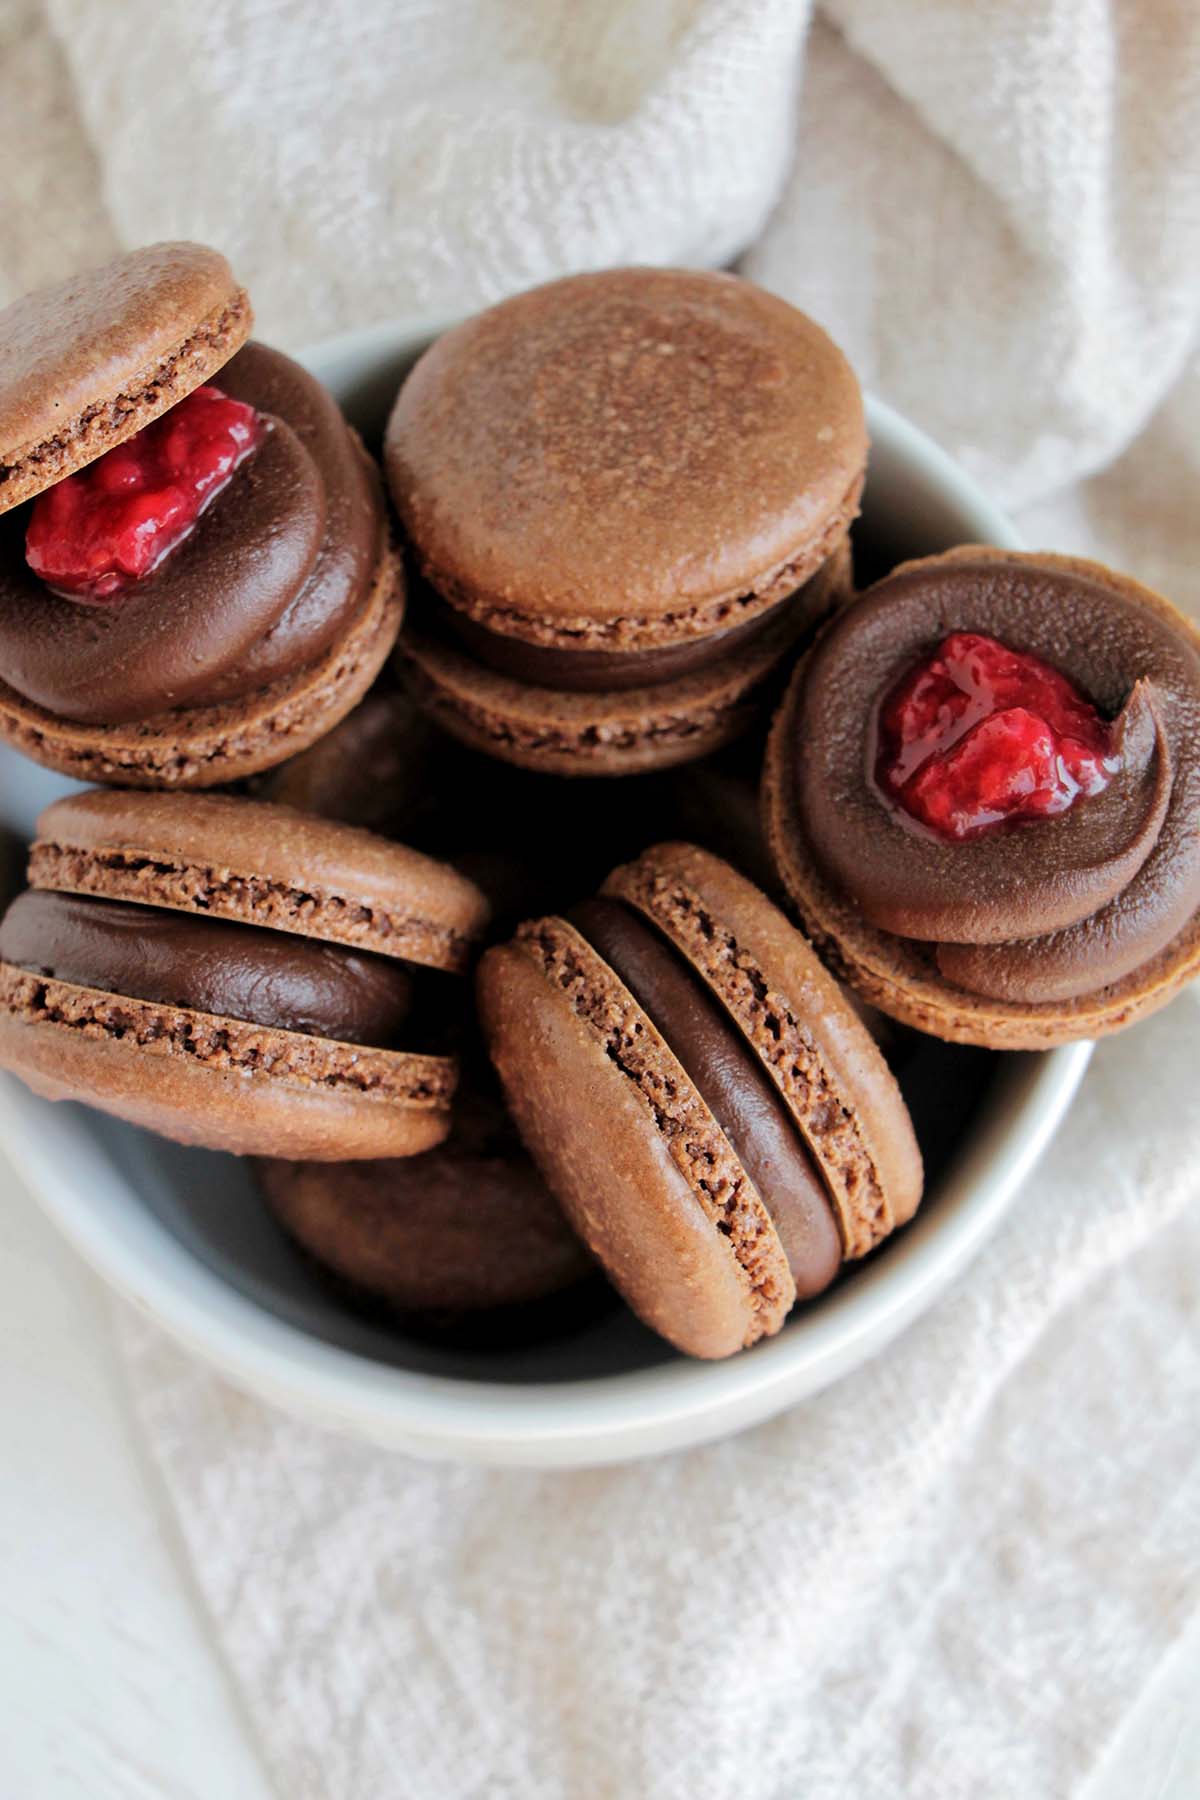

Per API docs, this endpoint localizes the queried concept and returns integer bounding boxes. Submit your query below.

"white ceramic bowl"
[0,317,1092,1466]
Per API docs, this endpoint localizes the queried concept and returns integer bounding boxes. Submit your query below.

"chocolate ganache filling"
[570,896,842,1294]
[0,890,417,1047]
[0,343,384,725]
[794,556,1200,1003]
[420,563,837,694]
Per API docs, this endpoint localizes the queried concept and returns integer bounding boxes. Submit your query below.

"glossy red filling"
[25,386,263,601]
[875,631,1120,840]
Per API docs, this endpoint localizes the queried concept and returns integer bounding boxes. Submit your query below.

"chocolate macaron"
[254,1060,594,1326]
[387,268,863,775]
[477,843,922,1358]
[0,243,403,787]
[0,789,489,1157]
[763,547,1200,1047]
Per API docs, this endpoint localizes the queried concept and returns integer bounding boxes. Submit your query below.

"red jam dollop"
[25,386,263,602]
[875,631,1120,840]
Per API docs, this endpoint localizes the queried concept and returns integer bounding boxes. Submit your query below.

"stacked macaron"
[2,245,1198,1360]
[386,268,863,775]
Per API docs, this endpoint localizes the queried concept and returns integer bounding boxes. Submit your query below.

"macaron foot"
[399,543,851,778]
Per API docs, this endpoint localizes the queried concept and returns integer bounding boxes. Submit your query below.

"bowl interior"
[0,318,1091,1461]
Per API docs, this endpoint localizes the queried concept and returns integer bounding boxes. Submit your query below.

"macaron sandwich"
[0,789,488,1156]
[478,842,922,1357]
[0,244,403,787]
[386,268,862,775]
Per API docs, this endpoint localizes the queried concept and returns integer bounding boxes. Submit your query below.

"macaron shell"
[388,267,865,637]
[477,922,796,1358]
[0,533,404,788]
[250,688,446,837]
[399,541,852,778]
[29,784,491,972]
[254,1145,593,1314]
[0,963,454,1158]
[0,243,252,512]
[422,471,863,657]
[761,547,1200,1048]
[604,841,923,1258]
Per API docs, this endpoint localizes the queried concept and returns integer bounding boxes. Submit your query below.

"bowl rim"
[0,315,1095,1466]
[0,1043,1091,1464]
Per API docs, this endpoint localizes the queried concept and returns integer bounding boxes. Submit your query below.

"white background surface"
[1,1144,1198,1799]
[1,1152,269,1800]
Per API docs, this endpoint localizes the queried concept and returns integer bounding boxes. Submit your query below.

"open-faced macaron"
[386,268,863,775]
[477,842,922,1358]
[0,243,403,787]
[0,789,489,1157]
[763,547,1200,1048]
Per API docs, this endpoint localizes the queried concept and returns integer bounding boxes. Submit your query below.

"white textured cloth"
[5,2,1200,1794]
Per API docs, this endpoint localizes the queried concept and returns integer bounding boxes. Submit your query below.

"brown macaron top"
[28,788,491,974]
[387,267,865,649]
[0,243,252,512]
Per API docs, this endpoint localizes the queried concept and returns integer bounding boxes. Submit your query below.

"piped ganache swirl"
[0,342,386,725]
[794,553,1200,1004]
